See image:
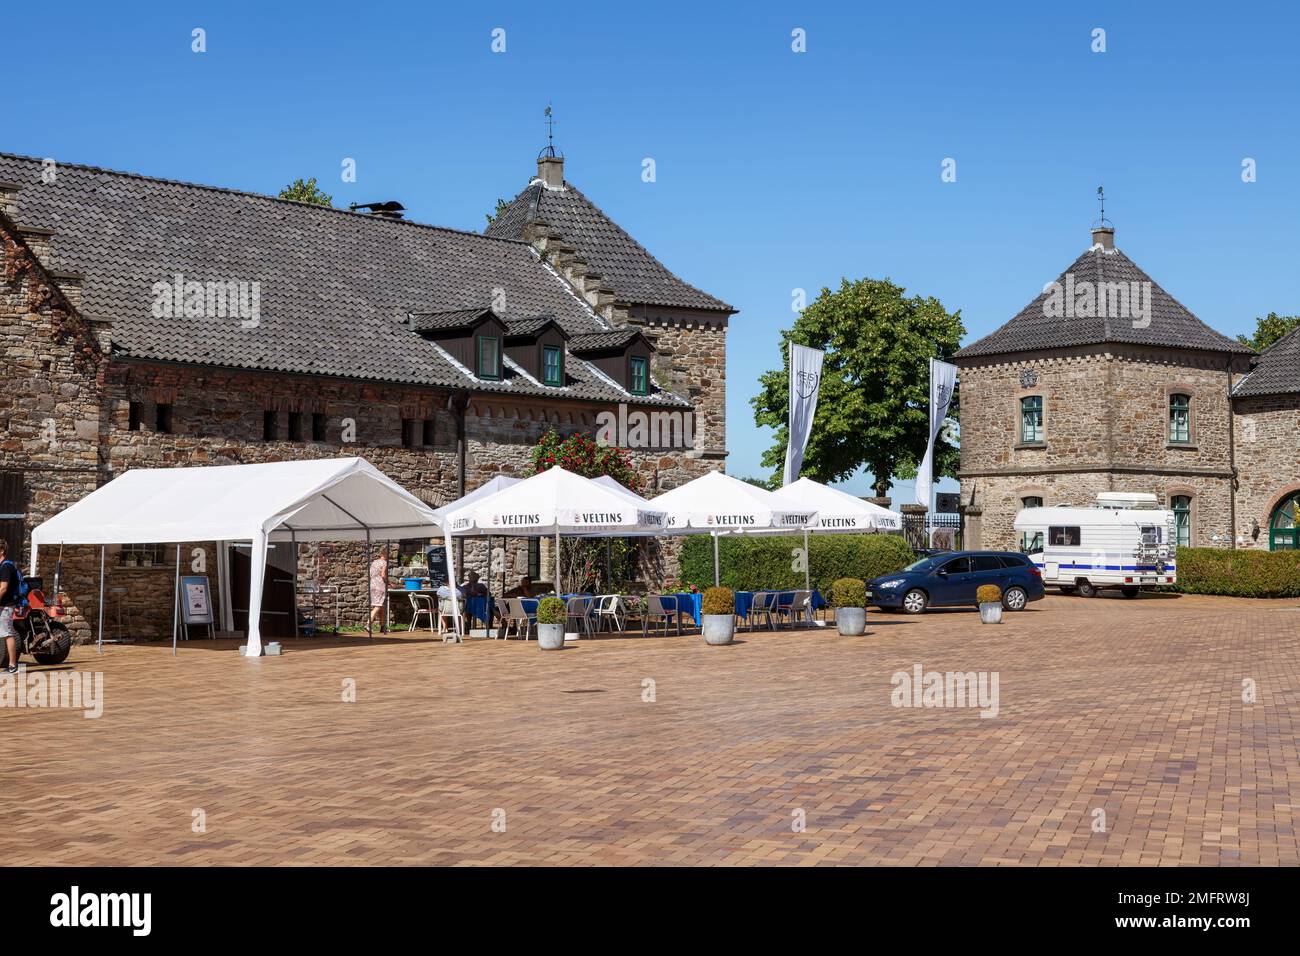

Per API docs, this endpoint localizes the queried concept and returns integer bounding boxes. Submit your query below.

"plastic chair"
[642,595,678,637]
[774,590,812,629]
[593,595,625,633]
[565,596,593,635]
[746,592,776,631]
[506,598,535,640]
[408,593,435,632]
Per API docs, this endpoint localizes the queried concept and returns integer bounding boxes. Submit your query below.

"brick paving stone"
[2,592,1297,865]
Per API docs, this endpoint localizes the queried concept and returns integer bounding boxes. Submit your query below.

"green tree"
[485,197,511,226]
[1237,312,1300,352]
[278,177,333,207]
[751,278,964,498]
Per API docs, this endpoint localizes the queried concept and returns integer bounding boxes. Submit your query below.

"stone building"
[0,149,734,641]
[955,223,1300,556]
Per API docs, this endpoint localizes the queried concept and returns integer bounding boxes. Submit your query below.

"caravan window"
[1048,526,1081,546]
[1020,531,1044,554]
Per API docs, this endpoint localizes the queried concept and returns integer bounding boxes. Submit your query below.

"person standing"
[0,539,20,673]
[368,551,388,633]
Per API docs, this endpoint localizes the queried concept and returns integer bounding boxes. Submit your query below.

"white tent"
[443,467,668,592]
[29,457,454,657]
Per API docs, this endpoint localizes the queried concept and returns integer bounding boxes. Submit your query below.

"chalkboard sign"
[180,575,214,625]
[424,546,449,587]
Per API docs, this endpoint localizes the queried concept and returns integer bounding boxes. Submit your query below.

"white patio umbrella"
[449,467,668,593]
[782,477,901,532]
[648,471,819,585]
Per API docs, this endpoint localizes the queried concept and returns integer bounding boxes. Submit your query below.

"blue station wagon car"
[868,550,1046,614]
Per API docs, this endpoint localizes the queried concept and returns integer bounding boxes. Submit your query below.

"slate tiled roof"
[485,180,734,313]
[570,329,643,352]
[408,308,490,332]
[504,317,563,338]
[955,244,1252,360]
[1233,325,1300,397]
[0,152,686,406]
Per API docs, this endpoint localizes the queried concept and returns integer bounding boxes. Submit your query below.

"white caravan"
[1012,492,1177,598]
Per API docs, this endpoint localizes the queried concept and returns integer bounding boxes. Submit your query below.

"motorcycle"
[0,575,73,667]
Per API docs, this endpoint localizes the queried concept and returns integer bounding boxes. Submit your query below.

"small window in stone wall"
[312,413,327,442]
[128,401,143,432]
[401,418,418,448]
[527,537,541,579]
[155,403,174,434]
[422,418,436,446]
[263,410,279,441]
[119,543,166,568]
[287,411,304,442]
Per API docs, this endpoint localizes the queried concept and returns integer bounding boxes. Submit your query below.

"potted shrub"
[701,586,736,645]
[536,597,567,650]
[831,578,867,636]
[977,584,1003,624]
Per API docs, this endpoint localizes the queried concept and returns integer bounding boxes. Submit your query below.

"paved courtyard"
[3,592,1298,866]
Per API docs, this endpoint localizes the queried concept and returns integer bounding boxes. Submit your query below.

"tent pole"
[804,528,811,591]
[291,528,299,639]
[172,543,181,656]
[365,528,373,643]
[713,532,720,587]
[443,528,461,642]
[97,545,105,654]
[555,529,561,595]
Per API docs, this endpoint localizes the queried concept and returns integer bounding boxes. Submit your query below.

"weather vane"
[539,104,559,159]
[1095,185,1111,227]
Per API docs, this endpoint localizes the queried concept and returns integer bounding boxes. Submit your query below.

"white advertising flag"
[915,359,958,507]
[783,344,825,486]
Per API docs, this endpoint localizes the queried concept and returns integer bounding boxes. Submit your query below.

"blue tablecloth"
[670,592,703,626]
[465,595,494,626]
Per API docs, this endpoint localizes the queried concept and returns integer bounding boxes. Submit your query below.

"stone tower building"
[954,224,1255,551]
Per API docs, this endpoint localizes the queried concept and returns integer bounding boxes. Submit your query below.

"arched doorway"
[1270,492,1300,550]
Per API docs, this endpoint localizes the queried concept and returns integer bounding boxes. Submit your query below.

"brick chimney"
[537,154,564,189]
[1091,224,1115,250]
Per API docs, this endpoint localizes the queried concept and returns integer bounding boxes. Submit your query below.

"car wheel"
[901,589,928,614]
[1120,586,1140,599]
[1076,580,1098,598]
[1002,586,1027,611]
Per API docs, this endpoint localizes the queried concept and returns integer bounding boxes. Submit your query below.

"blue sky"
[8,1,1299,499]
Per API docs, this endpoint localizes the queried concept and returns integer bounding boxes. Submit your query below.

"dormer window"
[630,356,649,396]
[477,335,500,380]
[543,345,563,386]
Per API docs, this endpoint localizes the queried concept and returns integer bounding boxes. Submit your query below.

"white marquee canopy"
[29,457,454,657]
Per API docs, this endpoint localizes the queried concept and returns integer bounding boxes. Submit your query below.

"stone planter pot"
[702,614,735,645]
[836,607,866,636]
[537,622,566,649]
[979,602,1003,624]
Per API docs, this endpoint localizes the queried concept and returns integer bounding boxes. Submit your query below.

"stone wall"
[957,346,1242,551]
[0,211,105,642]
[67,362,715,636]
[1231,393,1300,550]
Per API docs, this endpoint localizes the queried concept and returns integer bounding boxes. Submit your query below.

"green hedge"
[1175,547,1300,598]
[680,534,915,594]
